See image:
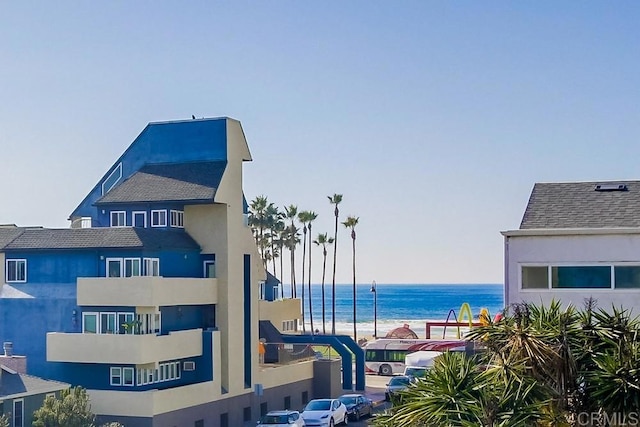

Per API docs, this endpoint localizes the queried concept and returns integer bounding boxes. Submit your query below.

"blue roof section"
[70,118,229,219]
[95,161,226,205]
[2,227,201,251]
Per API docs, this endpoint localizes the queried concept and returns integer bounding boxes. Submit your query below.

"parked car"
[403,365,428,379]
[385,375,412,401]
[338,393,373,421]
[257,410,306,427]
[301,398,348,426]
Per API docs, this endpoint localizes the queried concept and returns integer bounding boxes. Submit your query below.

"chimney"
[0,342,27,374]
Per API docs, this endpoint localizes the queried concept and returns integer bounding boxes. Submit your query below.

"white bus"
[363,338,466,375]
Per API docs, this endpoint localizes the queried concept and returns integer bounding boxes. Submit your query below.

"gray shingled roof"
[95,161,226,205]
[0,226,28,248]
[2,227,200,251]
[520,181,640,229]
[0,366,68,398]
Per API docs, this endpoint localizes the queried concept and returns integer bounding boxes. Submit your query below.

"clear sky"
[1,2,639,285]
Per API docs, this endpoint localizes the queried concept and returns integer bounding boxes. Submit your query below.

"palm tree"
[248,195,269,266]
[265,204,283,275]
[328,194,343,334]
[284,205,298,298]
[314,233,334,334]
[342,215,359,342]
[306,211,318,333]
[282,224,300,299]
[298,210,313,333]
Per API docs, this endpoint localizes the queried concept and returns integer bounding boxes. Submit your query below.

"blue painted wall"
[49,330,214,390]
[4,247,204,284]
[0,297,78,378]
[71,119,228,219]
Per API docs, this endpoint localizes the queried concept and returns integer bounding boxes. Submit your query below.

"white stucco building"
[502,180,640,311]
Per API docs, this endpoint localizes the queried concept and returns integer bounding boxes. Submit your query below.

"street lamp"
[370,280,377,339]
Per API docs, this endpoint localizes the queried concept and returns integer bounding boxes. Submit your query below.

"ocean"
[292,283,504,339]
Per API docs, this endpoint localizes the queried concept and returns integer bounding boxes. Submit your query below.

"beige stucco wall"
[183,118,264,398]
[258,299,302,331]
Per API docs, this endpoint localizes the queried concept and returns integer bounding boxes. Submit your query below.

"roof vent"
[595,183,628,192]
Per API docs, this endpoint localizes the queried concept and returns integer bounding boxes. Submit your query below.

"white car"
[257,410,306,427]
[301,398,348,426]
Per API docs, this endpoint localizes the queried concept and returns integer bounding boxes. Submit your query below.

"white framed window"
[102,162,123,195]
[6,259,26,282]
[143,258,160,276]
[170,210,184,228]
[132,211,147,228]
[83,312,98,334]
[13,399,24,427]
[100,312,117,334]
[204,260,216,278]
[151,210,167,227]
[118,312,135,334]
[123,367,134,386]
[124,258,141,277]
[110,211,126,227]
[107,258,123,277]
[110,367,122,385]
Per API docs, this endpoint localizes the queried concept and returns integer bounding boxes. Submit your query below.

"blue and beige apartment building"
[0,117,310,426]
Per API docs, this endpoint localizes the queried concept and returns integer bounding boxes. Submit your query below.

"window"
[101,312,117,334]
[118,312,135,334]
[13,399,23,427]
[151,210,167,227]
[110,367,122,385]
[552,266,611,289]
[102,162,123,195]
[170,210,184,228]
[6,259,26,282]
[243,407,251,422]
[194,421,204,427]
[133,211,147,228]
[143,258,160,276]
[124,258,141,277]
[123,367,134,385]
[284,396,291,410]
[220,413,229,427]
[107,258,122,277]
[83,312,98,333]
[615,266,640,288]
[110,211,126,227]
[260,402,268,416]
[521,266,549,289]
[302,391,309,405]
[204,260,216,278]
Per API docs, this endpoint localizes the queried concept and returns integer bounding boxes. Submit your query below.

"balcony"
[77,277,217,307]
[259,298,301,327]
[47,328,203,364]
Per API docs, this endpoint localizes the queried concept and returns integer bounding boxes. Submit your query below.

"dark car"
[385,375,412,401]
[337,393,373,421]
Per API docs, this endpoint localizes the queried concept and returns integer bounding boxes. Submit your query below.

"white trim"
[203,260,216,278]
[13,398,24,427]
[151,210,167,227]
[170,209,184,228]
[100,312,117,334]
[143,258,160,277]
[110,367,122,386]
[110,211,127,227]
[106,258,123,277]
[132,211,147,228]
[6,259,26,283]
[102,162,123,195]
[503,227,640,237]
[82,312,99,334]
[124,258,141,277]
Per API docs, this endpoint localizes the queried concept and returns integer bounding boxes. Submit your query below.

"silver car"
[385,375,412,401]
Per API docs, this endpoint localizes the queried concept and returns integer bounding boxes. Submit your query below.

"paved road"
[345,373,392,426]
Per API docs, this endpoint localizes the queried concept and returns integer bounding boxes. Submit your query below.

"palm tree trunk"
[321,248,327,334]
[331,209,338,334]
[301,226,307,334]
[280,243,284,299]
[351,230,357,343]
[290,247,296,298]
[308,225,314,334]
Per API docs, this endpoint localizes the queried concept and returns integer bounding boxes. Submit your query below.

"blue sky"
[1,2,639,284]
